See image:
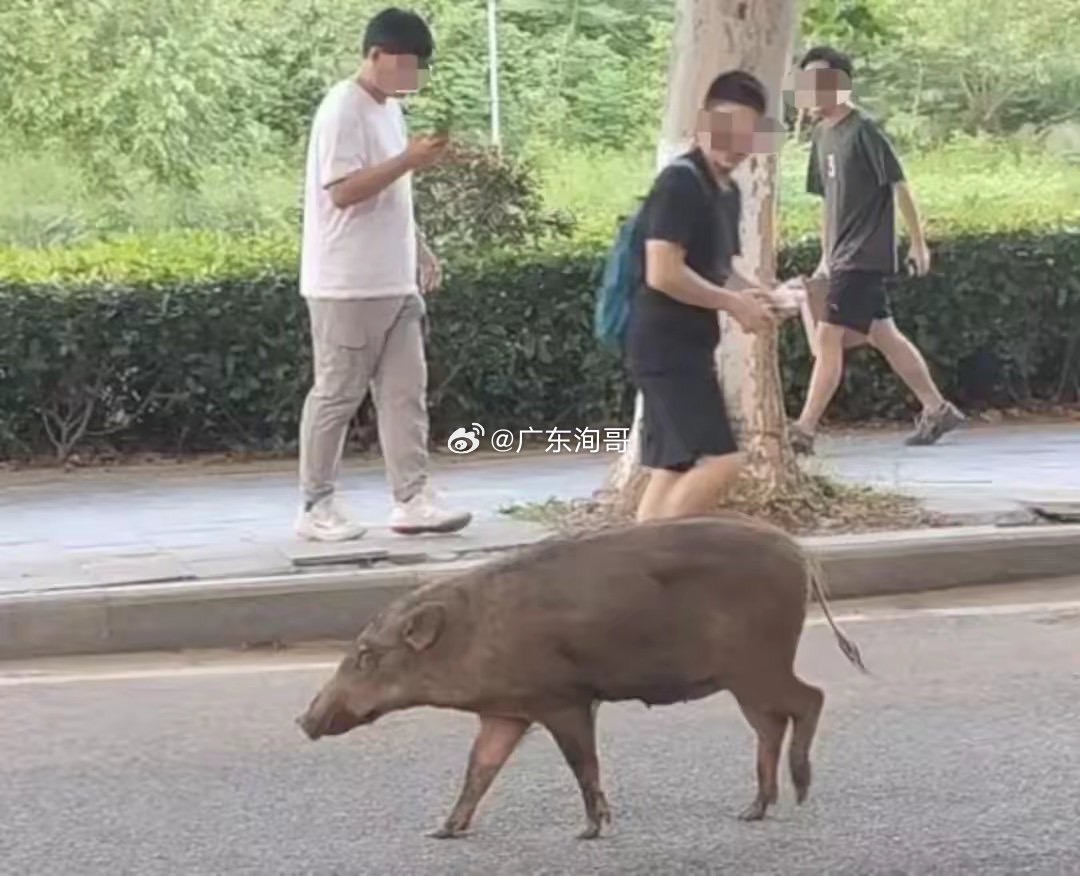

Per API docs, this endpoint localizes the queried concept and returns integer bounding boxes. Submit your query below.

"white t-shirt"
[300,79,418,300]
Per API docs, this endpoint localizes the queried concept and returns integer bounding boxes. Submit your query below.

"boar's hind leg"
[786,679,824,805]
[432,715,531,839]
[541,703,612,840]
[733,699,787,822]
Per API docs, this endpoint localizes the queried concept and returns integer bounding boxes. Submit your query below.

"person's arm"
[326,136,447,210]
[641,166,773,332]
[644,241,750,310]
[895,181,930,274]
[895,182,922,238]
[327,153,415,210]
[862,121,930,276]
[645,242,774,334]
[314,95,447,210]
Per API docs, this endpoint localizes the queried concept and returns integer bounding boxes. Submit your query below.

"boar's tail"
[806,554,868,675]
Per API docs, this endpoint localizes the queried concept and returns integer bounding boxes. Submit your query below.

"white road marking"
[2,597,1079,688]
[817,598,1080,625]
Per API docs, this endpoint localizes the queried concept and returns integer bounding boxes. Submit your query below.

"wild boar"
[297,514,866,840]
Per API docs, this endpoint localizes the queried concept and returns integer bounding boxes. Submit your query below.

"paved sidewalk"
[2,421,1078,595]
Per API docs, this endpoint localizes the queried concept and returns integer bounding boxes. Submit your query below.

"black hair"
[703,70,768,114]
[799,45,854,79]
[362,8,434,61]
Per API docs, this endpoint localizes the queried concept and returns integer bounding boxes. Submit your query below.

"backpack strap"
[666,154,712,195]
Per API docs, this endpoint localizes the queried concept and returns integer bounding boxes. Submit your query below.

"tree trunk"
[606,0,800,509]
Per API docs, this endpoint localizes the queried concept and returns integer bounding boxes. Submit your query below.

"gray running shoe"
[905,402,965,446]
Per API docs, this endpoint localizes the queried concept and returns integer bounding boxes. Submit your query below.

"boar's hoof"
[577,795,612,840]
[430,824,468,840]
[577,825,605,841]
[737,799,769,822]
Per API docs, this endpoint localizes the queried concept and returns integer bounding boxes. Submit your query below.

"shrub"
[1,228,1079,461]
[0,237,629,459]
[778,230,1080,419]
[414,144,575,253]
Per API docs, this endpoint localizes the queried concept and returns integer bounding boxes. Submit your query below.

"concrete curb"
[4,524,1080,660]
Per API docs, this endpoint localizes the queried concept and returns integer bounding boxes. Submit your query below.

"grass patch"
[536,134,1080,246]
[3,135,1077,249]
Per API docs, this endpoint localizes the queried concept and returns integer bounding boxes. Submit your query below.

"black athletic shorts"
[825,269,893,335]
[634,365,739,473]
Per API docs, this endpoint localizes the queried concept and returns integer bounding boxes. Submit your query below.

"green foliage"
[537,137,1080,248]
[0,238,629,459]
[0,0,276,190]
[778,231,1080,420]
[801,0,895,55]
[861,0,1080,145]
[414,145,576,252]
[3,0,1075,250]
[3,228,1080,460]
[0,140,566,253]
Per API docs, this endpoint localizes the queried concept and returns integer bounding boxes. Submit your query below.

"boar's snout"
[296,684,380,741]
[296,709,323,740]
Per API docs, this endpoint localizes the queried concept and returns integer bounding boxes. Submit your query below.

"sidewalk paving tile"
[3,422,1080,595]
[3,562,96,592]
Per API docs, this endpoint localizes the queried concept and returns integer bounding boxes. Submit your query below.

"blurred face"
[367,47,430,97]
[790,61,852,121]
[695,101,785,173]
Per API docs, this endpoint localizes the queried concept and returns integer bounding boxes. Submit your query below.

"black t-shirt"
[625,148,741,374]
[807,108,906,274]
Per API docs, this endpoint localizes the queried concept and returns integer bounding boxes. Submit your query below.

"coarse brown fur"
[298,515,865,839]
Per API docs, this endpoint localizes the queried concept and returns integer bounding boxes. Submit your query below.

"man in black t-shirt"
[625,70,779,523]
[789,46,964,453]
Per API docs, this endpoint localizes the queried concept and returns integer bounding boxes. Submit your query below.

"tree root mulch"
[503,472,945,538]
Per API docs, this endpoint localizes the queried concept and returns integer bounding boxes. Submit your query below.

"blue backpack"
[593,156,704,350]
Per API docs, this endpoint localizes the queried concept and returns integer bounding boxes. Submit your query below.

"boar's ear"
[401,603,445,652]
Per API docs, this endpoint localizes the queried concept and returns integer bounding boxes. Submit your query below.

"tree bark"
[607,0,800,507]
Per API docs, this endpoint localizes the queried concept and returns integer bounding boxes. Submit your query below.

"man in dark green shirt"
[789,46,964,452]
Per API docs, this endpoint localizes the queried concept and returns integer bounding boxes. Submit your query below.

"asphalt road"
[3,582,1080,876]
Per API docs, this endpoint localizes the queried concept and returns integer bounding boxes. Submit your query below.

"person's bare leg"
[658,452,744,518]
[636,469,681,522]
[795,323,848,435]
[868,318,945,411]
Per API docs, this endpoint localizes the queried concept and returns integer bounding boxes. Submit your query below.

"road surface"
[3,580,1080,875]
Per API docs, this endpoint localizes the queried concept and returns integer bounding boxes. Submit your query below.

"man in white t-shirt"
[296,8,471,542]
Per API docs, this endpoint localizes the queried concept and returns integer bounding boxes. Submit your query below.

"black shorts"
[634,367,739,472]
[826,270,893,335]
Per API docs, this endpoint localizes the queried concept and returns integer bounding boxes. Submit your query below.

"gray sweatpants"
[299,294,429,506]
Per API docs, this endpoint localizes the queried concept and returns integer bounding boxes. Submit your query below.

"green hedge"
[0,238,630,459]
[2,228,1079,460]
[779,230,1080,420]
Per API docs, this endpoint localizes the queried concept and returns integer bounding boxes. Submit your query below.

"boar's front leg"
[541,703,612,840]
[432,714,531,839]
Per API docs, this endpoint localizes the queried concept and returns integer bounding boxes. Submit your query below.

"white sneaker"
[295,496,367,542]
[389,485,472,536]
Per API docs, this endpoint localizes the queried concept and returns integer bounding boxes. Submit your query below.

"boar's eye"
[353,648,377,671]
